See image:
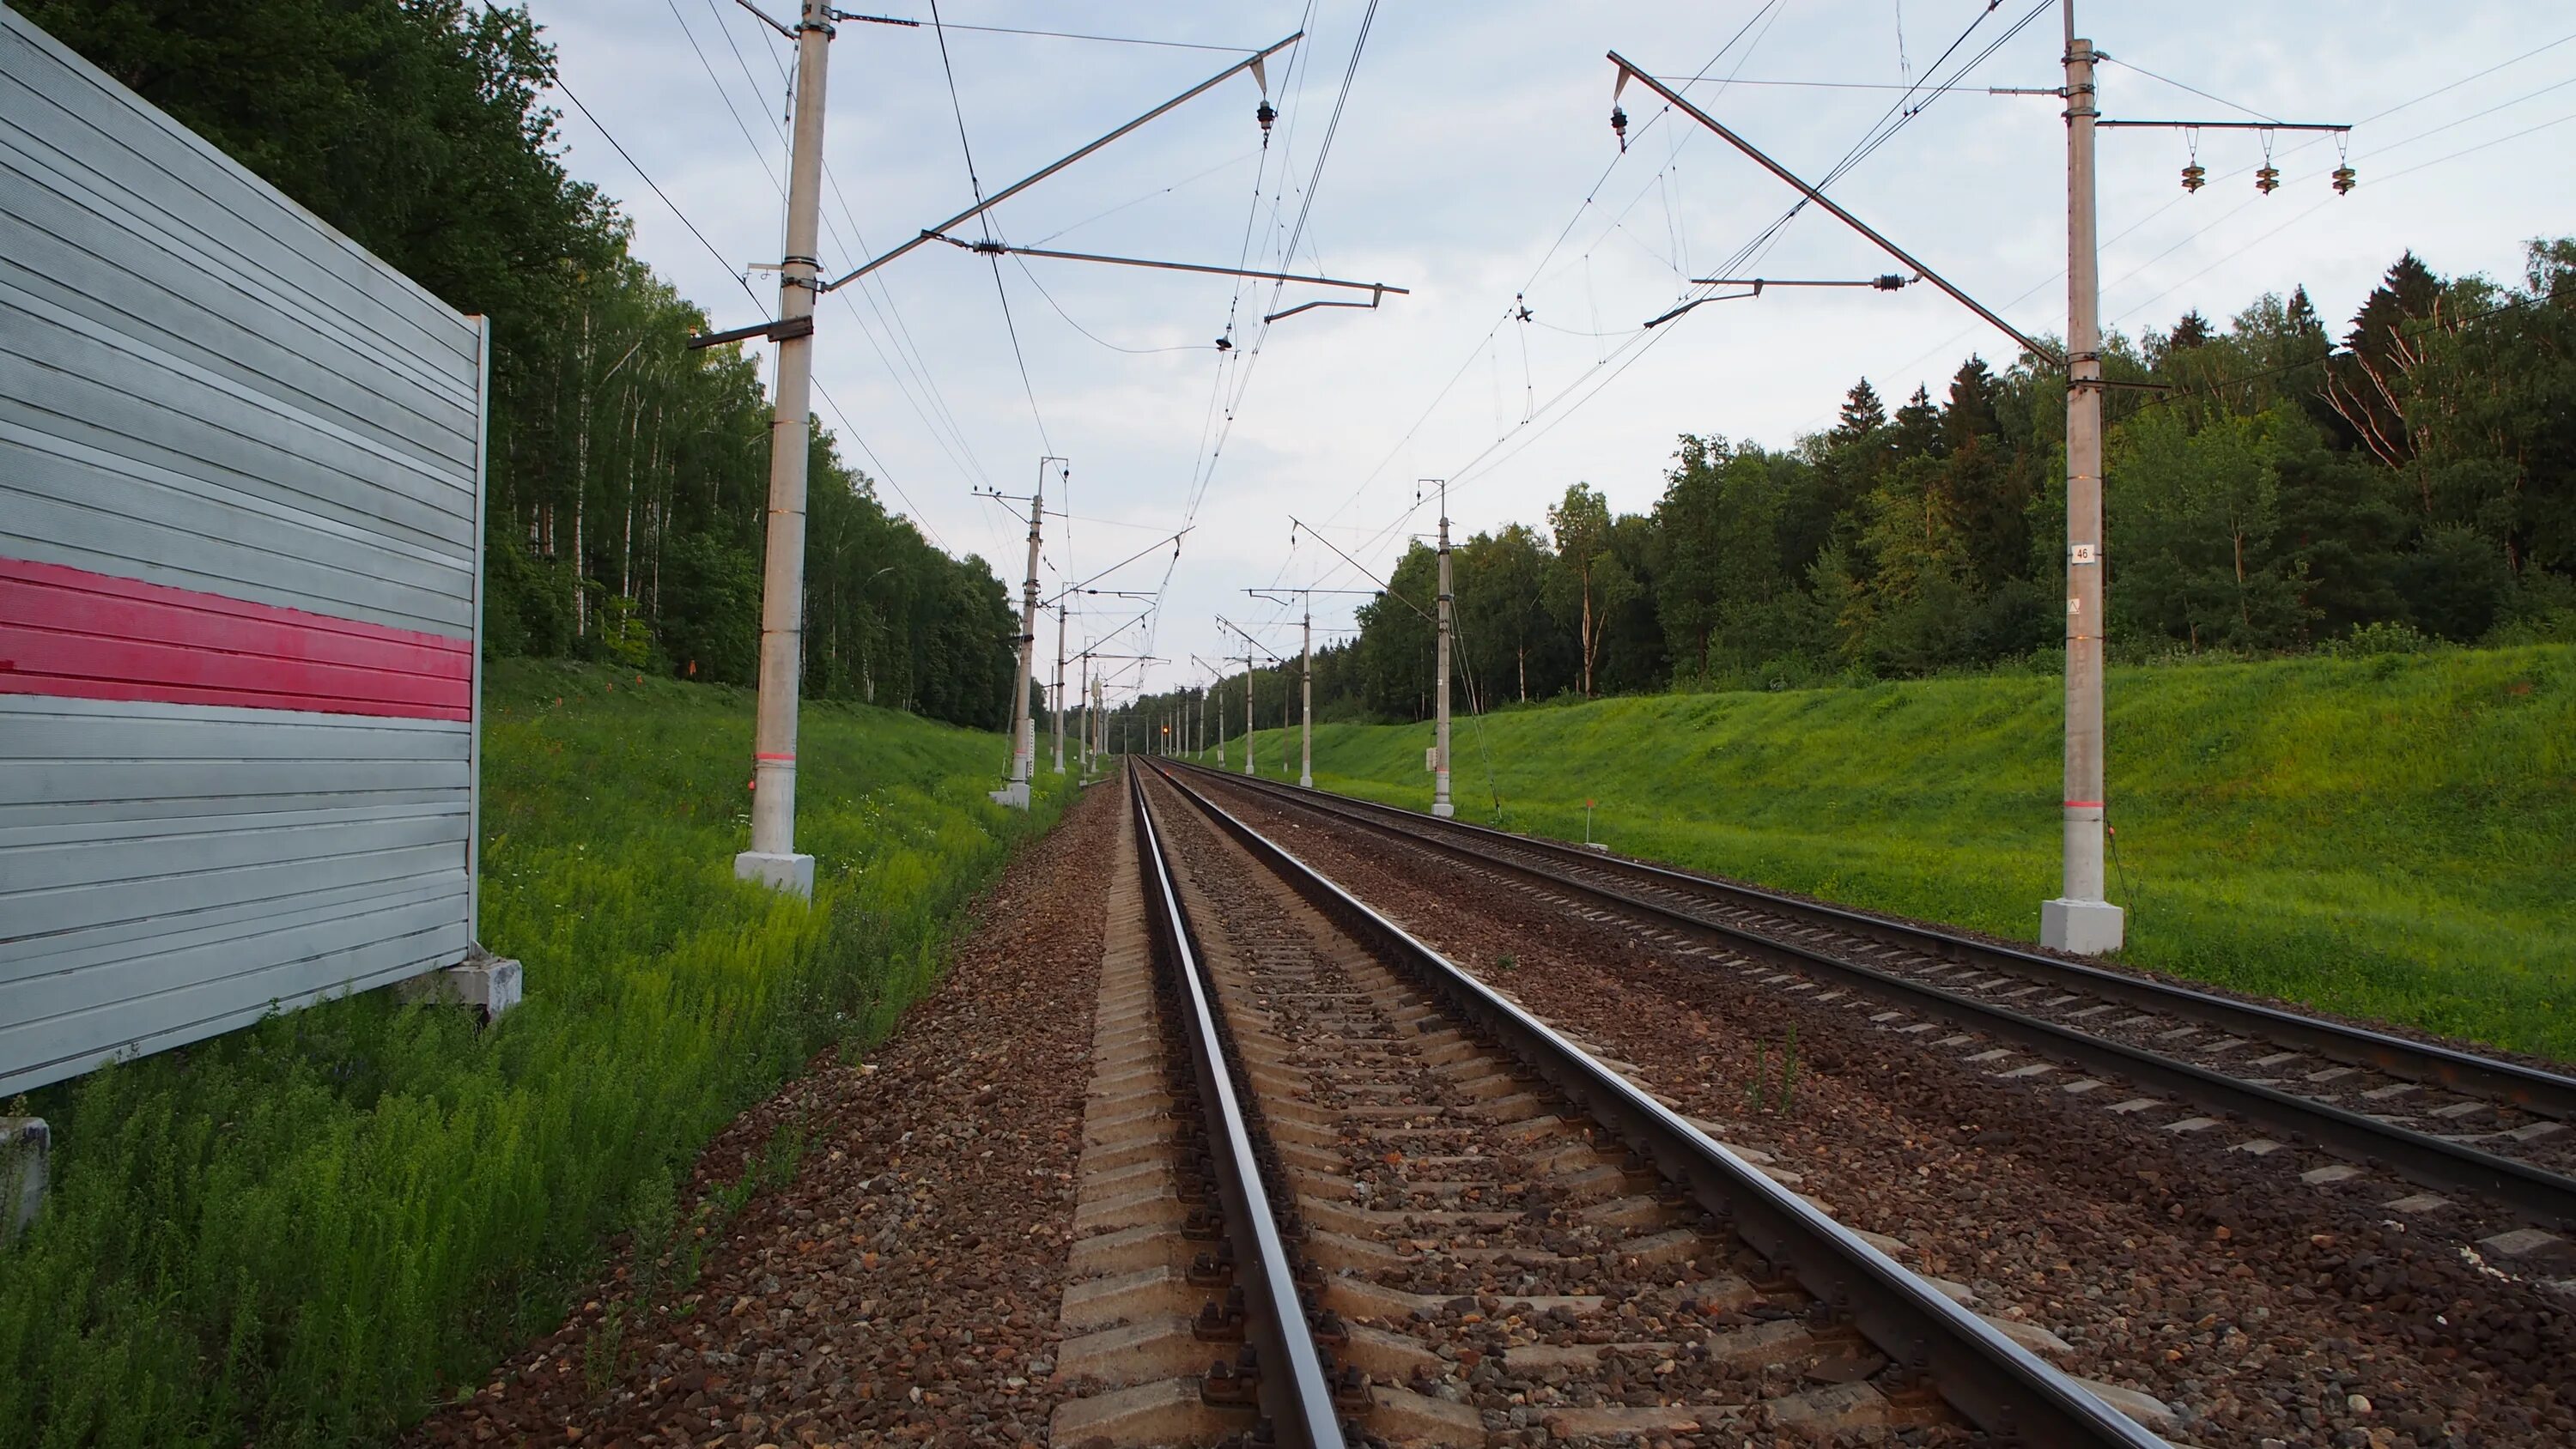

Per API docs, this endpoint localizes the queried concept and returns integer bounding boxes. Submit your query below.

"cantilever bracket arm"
[1647,274,1914,328]
[687,313,816,350]
[1264,285,1392,325]
[1643,289,1757,329]
[1042,527,1194,609]
[823,31,1304,293]
[2096,119,2350,131]
[1607,51,2064,368]
[732,0,794,39]
[1285,516,1435,623]
[925,233,1407,307]
[1213,614,1288,665]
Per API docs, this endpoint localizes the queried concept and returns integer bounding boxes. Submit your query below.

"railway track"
[1169,761,2576,1263]
[1052,763,2166,1446]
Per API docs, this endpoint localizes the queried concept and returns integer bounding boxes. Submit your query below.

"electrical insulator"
[2332,164,2356,195]
[2255,165,2281,195]
[1256,99,1276,136]
[1610,105,1628,153]
[2181,163,2206,192]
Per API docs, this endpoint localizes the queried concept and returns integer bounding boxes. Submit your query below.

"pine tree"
[1940,358,2003,452]
[1835,379,1887,439]
[1891,385,1941,458]
[2325,252,2446,468]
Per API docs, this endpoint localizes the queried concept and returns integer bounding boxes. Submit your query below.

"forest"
[1137,241,2576,731]
[19,0,1022,728]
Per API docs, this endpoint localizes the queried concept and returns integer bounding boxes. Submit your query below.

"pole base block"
[1299,774,1313,789]
[1431,801,1455,818]
[2040,897,2125,955]
[734,850,816,898]
[397,945,524,1021]
[987,781,1030,810]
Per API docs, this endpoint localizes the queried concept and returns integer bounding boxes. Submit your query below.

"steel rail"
[1212,770,2576,1116]
[1126,767,1348,1449]
[1176,763,2576,1229]
[1145,762,2166,1447]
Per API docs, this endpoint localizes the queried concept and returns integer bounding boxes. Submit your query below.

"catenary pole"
[2044,13,2123,954]
[736,0,835,897]
[989,464,1047,809]
[1051,604,1066,773]
[1432,482,1455,818]
[1300,603,1313,788]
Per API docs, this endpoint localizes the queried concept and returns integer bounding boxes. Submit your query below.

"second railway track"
[1052,763,2167,1446]
[1170,761,2576,1260]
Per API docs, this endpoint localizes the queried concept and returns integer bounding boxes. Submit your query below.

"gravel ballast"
[406,781,1120,1449]
[1200,776,2576,1448]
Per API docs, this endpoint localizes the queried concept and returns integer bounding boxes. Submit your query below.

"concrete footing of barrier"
[399,945,525,1021]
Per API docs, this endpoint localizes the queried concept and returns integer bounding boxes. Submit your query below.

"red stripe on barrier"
[0,557,471,720]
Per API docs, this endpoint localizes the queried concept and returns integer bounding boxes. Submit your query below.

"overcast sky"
[532,0,2575,703]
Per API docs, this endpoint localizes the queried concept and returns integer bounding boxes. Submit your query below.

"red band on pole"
[0,556,471,719]
[2064,800,2105,808]
[755,752,796,761]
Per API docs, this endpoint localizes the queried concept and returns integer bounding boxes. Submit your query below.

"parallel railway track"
[1110,763,2163,1446]
[1169,761,2576,1246]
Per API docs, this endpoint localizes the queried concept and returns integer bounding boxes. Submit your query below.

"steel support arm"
[1607,52,2063,367]
[824,32,1303,293]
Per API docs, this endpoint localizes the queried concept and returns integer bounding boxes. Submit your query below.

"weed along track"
[1175,763,2576,1270]
[1110,764,2165,1447]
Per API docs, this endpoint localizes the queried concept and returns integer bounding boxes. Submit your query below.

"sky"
[531,0,2576,706]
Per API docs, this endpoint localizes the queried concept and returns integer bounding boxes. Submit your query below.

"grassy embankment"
[0,662,1067,1448]
[1227,645,2573,1061]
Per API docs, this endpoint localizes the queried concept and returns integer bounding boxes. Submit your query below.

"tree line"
[1120,239,2575,735]
[24,0,1021,727]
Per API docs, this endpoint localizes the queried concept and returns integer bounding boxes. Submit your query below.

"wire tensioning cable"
[551,30,951,547]
[684,0,1005,519]
[927,0,1054,456]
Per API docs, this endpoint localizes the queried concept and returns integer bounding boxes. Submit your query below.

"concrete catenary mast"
[1051,603,1067,774]
[1299,603,1313,788]
[736,0,837,895]
[2043,19,2121,953]
[990,459,1056,809]
[1432,482,1455,818]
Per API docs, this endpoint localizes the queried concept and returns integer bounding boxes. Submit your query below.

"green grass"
[1225,646,2576,1062]
[0,661,1065,1448]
